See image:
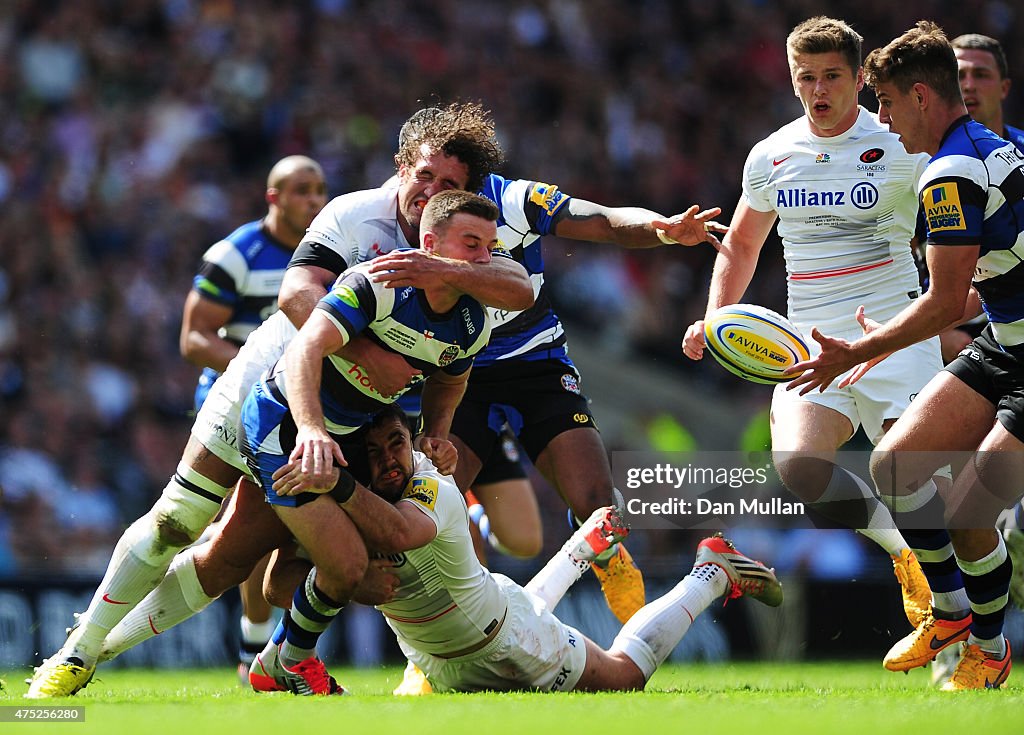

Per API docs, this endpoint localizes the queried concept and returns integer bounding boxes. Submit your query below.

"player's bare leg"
[98,479,291,660]
[28,437,239,698]
[469,478,543,558]
[237,555,276,682]
[771,400,930,627]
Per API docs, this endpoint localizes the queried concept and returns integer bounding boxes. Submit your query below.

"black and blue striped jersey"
[477,174,572,368]
[269,256,491,433]
[919,116,1024,347]
[191,219,293,408]
[1004,124,1024,154]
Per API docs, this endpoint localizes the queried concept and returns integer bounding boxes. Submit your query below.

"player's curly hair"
[395,102,504,193]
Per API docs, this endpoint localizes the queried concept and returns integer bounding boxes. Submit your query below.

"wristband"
[329,468,356,504]
[656,228,678,245]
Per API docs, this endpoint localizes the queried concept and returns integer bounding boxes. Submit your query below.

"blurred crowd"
[2,0,1022,578]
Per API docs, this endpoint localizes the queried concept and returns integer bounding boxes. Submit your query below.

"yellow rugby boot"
[592,543,645,624]
[393,661,433,696]
[891,548,931,628]
[25,657,95,698]
[940,642,1012,690]
[883,611,971,672]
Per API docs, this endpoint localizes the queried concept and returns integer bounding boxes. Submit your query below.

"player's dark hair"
[864,21,963,104]
[368,403,413,435]
[787,16,863,74]
[951,33,1009,79]
[395,102,504,193]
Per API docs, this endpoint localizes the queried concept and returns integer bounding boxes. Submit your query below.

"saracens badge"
[438,345,460,367]
[561,373,580,394]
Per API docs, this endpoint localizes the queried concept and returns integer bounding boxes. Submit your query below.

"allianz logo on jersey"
[776,181,878,210]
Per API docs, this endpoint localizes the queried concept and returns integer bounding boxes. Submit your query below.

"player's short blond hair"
[787,16,863,73]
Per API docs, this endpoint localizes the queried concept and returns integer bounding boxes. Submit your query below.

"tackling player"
[179,154,327,680]
[27,103,523,699]
[251,403,783,694]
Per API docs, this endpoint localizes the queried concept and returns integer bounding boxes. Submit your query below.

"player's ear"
[266,187,280,206]
[422,231,437,254]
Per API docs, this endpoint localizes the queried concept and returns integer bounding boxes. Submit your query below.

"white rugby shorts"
[190,311,297,474]
[398,574,588,692]
[774,330,942,445]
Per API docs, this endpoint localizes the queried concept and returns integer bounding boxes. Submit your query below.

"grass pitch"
[2,661,1022,735]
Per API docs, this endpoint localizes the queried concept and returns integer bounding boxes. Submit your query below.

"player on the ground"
[250,403,783,694]
[681,16,934,627]
[235,190,498,694]
[787,21,1019,690]
[26,103,524,699]
[179,154,327,680]
[282,108,728,634]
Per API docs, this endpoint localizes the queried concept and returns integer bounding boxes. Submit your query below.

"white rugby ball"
[703,304,810,384]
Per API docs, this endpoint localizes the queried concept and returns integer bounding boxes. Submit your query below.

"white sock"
[240,615,278,649]
[608,563,727,681]
[67,516,179,664]
[99,548,216,661]
[857,528,909,557]
[525,549,589,609]
[66,469,228,664]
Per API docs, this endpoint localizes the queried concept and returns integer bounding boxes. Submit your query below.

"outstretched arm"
[553,199,726,248]
[681,200,777,360]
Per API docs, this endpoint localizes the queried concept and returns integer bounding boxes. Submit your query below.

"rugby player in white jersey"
[27,103,530,699]
[283,108,729,647]
[250,403,783,694]
[787,20,1020,691]
[681,16,937,628]
[179,154,328,681]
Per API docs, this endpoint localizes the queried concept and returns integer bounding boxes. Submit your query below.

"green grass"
[1,662,1022,735]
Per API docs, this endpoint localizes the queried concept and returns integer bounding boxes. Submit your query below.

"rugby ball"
[703,304,810,384]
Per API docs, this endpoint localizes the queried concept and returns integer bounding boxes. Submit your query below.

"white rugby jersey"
[377,452,507,656]
[291,186,413,274]
[743,107,928,333]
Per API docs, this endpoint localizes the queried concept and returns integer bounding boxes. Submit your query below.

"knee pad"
[150,462,232,548]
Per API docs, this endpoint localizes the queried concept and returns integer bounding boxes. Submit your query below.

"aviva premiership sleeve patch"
[923,182,966,233]
[401,477,438,511]
[528,182,569,217]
